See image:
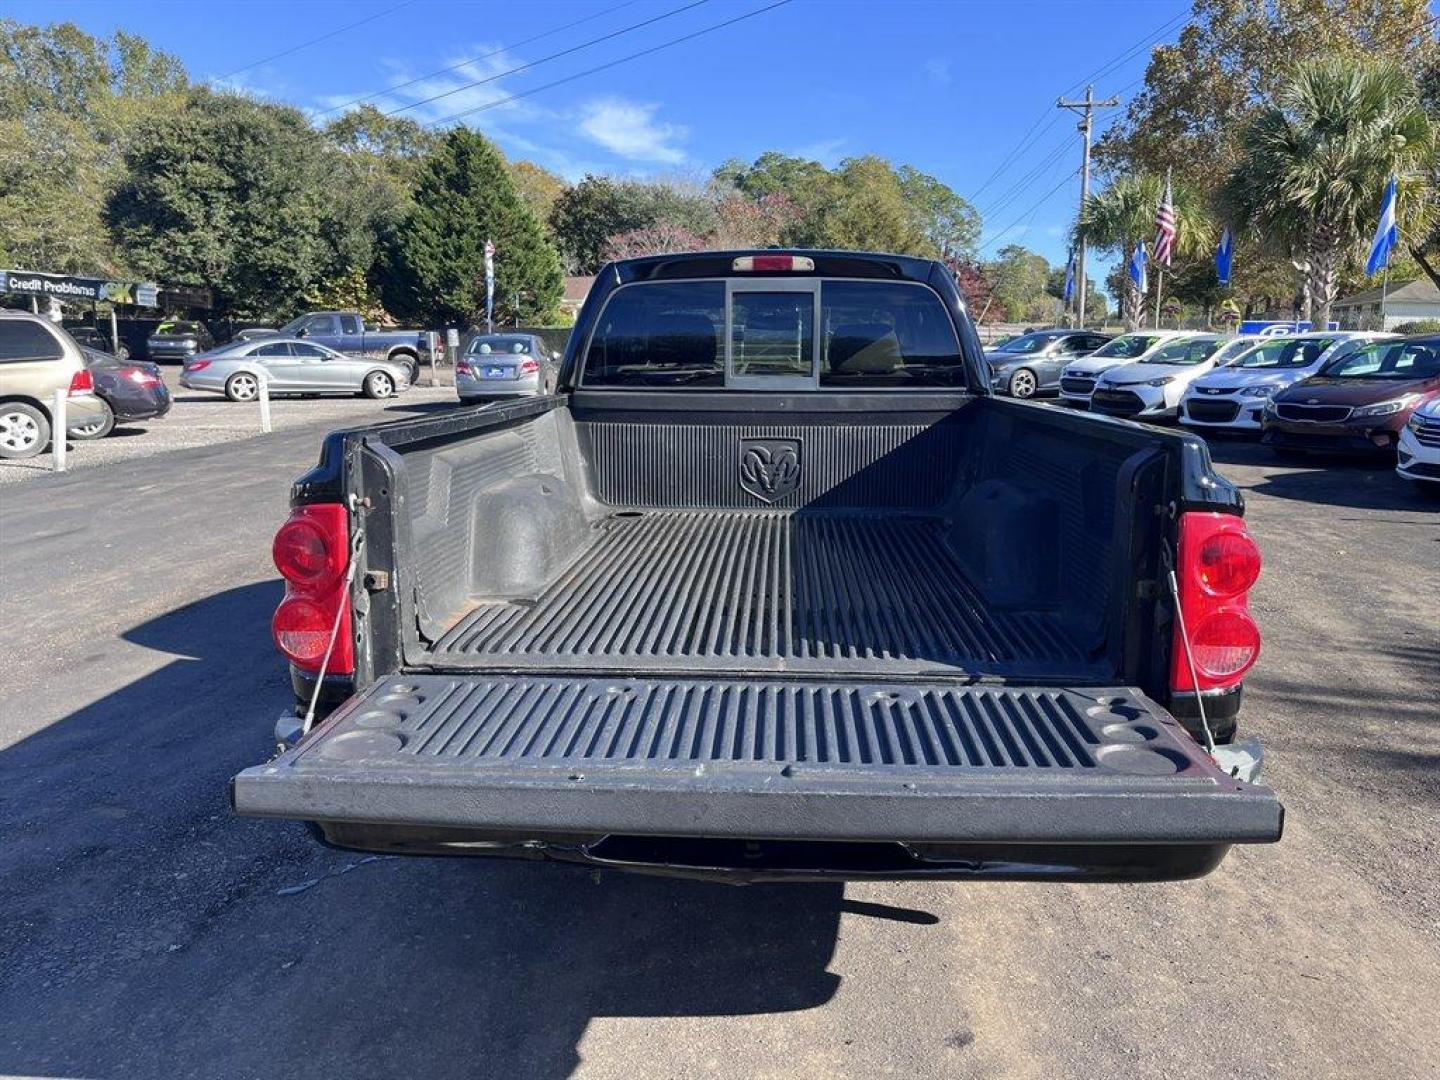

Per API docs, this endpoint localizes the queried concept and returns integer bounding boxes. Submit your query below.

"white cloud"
[790,137,846,166]
[576,98,688,165]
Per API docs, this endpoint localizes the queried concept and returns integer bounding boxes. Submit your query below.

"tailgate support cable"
[301,497,365,738]
[1162,540,1216,757]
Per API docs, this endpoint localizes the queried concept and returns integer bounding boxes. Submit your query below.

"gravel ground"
[0,415,1436,1080]
[0,367,459,484]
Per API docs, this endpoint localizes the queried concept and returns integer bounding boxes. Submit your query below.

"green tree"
[507,160,566,230]
[897,165,981,259]
[0,20,187,275]
[1075,174,1214,328]
[818,156,930,254]
[713,152,835,246]
[389,128,562,326]
[106,89,330,318]
[1221,58,1434,326]
[985,245,1052,322]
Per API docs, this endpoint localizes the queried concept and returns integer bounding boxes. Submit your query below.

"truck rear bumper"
[233,674,1283,881]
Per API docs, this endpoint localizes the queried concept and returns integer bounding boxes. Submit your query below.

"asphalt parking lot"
[0,367,458,484]
[1,409,1436,1079]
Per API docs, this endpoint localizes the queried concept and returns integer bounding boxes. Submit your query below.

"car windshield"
[1138,337,1222,365]
[469,336,534,355]
[1089,334,1162,359]
[1323,340,1440,379]
[1232,338,1336,369]
[994,332,1066,355]
[156,321,203,336]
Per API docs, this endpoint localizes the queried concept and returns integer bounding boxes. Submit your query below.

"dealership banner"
[0,270,161,307]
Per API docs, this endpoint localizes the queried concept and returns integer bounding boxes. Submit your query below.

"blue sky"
[15,0,1192,278]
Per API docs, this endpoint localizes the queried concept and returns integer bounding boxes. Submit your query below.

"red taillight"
[68,369,94,395]
[519,358,539,375]
[732,254,815,272]
[186,360,211,373]
[271,504,352,674]
[1171,512,1262,693]
[125,367,162,387]
[1196,530,1261,597]
[455,360,473,376]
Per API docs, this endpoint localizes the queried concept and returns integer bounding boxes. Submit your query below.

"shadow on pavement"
[0,581,846,1080]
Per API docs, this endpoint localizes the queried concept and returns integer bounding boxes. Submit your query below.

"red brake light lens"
[519,358,539,375]
[186,360,211,373]
[1197,531,1262,597]
[732,254,816,272]
[455,360,473,376]
[273,518,332,586]
[68,369,94,395]
[1190,610,1261,680]
[126,367,162,387]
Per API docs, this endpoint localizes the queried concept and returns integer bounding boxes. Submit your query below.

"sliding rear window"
[581,279,964,388]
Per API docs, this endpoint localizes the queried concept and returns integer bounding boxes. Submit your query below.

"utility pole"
[1057,85,1118,327]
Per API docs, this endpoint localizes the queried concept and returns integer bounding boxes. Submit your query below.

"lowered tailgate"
[233,674,1282,879]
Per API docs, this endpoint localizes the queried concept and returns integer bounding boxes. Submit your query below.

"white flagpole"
[1379,265,1390,330]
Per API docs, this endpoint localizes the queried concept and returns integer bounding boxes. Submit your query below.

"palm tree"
[1074,174,1214,329]
[1222,58,1435,327]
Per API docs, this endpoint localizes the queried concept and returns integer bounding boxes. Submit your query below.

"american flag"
[1153,172,1176,267]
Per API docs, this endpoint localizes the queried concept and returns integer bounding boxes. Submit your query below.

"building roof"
[563,276,595,304]
[1334,277,1440,308]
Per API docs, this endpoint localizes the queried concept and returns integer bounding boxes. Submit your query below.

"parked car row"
[181,338,413,401]
[1004,327,1439,493]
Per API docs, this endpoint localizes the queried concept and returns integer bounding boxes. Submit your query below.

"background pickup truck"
[253,311,439,383]
[233,250,1283,883]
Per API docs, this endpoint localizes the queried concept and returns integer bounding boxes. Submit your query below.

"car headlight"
[1241,385,1276,398]
[1146,376,1175,387]
[1352,395,1418,419]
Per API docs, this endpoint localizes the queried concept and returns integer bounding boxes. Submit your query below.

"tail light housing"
[125,367,162,387]
[186,360,211,373]
[1171,512,1262,693]
[455,360,473,376]
[68,369,94,395]
[519,358,539,375]
[271,504,352,675]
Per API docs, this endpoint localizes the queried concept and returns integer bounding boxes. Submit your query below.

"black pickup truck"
[233,250,1282,882]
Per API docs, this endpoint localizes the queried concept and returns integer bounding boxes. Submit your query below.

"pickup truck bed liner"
[428,510,1093,677]
[234,674,1282,864]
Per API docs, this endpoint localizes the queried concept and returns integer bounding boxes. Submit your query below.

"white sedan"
[1088,335,1261,420]
[1058,330,1197,406]
[1397,396,1440,489]
[1179,332,1395,431]
[180,338,411,402]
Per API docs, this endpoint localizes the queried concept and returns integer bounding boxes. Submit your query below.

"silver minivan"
[455,334,557,402]
[0,311,111,459]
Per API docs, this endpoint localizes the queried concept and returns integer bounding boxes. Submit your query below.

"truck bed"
[428,509,1093,677]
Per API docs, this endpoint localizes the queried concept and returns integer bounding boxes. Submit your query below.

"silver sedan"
[179,338,411,401]
[455,334,557,401]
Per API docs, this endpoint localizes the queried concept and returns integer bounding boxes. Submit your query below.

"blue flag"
[1128,241,1147,295]
[1216,226,1234,287]
[1062,250,1076,303]
[1366,176,1398,276]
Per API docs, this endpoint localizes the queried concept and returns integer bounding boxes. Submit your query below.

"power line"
[978,164,1080,253]
[424,0,797,128]
[312,0,648,120]
[968,6,1187,203]
[213,1,416,83]
[385,0,715,120]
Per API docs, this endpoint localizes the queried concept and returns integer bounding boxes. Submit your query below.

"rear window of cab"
[581,279,965,388]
